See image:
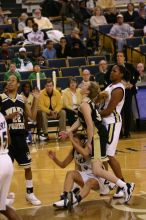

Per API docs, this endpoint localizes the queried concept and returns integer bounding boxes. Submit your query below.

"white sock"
[116,179,126,188]
[26,180,33,188]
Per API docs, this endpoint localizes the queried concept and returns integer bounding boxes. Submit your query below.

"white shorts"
[106,122,122,156]
[0,154,13,211]
[77,170,100,185]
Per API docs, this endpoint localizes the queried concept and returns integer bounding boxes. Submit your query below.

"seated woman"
[90,6,107,30]
[24,17,35,34]
[48,132,109,209]
[62,77,82,126]
[56,37,71,58]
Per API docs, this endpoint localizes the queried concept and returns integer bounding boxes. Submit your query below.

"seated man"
[4,63,21,81]
[37,78,66,140]
[28,64,46,81]
[48,132,109,209]
[109,14,134,51]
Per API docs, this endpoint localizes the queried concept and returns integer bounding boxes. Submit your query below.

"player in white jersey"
[0,111,22,220]
[48,132,109,209]
[99,64,127,198]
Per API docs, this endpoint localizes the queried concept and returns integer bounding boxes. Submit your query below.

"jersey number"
[0,131,8,149]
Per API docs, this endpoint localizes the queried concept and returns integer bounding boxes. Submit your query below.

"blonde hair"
[88,82,100,100]
[94,6,102,15]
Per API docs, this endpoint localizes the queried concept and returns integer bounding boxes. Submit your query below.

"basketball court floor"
[2,132,146,220]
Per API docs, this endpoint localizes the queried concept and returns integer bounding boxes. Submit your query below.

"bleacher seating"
[61,66,80,77]
[48,58,66,68]
[87,56,106,65]
[68,57,86,67]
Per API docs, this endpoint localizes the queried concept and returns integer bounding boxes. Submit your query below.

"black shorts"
[8,134,31,167]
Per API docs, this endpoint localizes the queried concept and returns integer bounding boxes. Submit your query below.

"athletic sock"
[75,195,82,203]
[26,180,33,194]
[116,179,126,188]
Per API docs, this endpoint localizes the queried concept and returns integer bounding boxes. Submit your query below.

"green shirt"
[4,71,22,81]
[28,72,46,81]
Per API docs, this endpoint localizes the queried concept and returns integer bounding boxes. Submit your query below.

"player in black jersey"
[60,81,135,203]
[0,75,41,206]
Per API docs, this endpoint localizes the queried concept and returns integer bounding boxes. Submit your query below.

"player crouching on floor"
[48,132,109,209]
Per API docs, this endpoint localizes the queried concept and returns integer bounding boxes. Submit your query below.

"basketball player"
[98,64,129,198]
[49,132,109,209]
[0,109,22,219]
[0,75,41,206]
[60,80,135,203]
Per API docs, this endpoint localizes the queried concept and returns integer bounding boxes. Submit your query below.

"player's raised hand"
[48,150,56,160]
[32,88,40,99]
[59,131,69,140]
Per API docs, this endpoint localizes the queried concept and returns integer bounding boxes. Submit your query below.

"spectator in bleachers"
[79,69,91,88]
[86,0,95,12]
[134,9,146,29]
[110,14,134,51]
[90,6,107,30]
[33,9,53,30]
[4,63,21,81]
[56,37,70,58]
[0,42,14,60]
[18,13,28,32]
[104,7,118,24]
[116,52,139,138]
[70,41,86,57]
[66,27,83,48]
[138,2,146,12]
[95,60,108,90]
[123,3,139,23]
[0,6,8,25]
[26,23,45,46]
[24,17,35,34]
[137,63,146,82]
[79,0,91,38]
[28,64,46,81]
[13,47,33,72]
[37,78,66,140]
[42,40,56,59]
[62,77,82,126]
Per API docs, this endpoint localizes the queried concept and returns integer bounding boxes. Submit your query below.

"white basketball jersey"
[102,82,125,124]
[74,150,92,172]
[0,113,8,154]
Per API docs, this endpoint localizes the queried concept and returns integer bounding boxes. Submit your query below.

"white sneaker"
[26,193,41,206]
[67,192,79,210]
[39,134,48,141]
[6,192,15,206]
[53,199,68,208]
[109,182,117,190]
[98,178,110,195]
[113,188,124,199]
[123,183,135,203]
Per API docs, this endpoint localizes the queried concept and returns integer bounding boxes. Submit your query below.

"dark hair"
[60,37,67,42]
[46,78,54,85]
[46,39,53,45]
[25,17,34,26]
[32,23,38,28]
[21,81,32,92]
[73,133,87,145]
[114,64,125,75]
[68,77,77,87]
[88,81,100,100]
[127,3,134,9]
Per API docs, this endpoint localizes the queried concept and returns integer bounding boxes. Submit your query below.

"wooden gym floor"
[1,132,146,220]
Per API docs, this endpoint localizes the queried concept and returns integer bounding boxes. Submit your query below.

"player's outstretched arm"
[24,89,39,120]
[48,150,73,168]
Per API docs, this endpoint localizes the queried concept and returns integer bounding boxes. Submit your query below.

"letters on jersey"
[0,93,25,134]
[0,112,8,153]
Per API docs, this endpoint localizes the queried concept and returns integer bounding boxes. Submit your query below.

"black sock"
[75,195,82,203]
[26,187,33,194]
[73,187,80,195]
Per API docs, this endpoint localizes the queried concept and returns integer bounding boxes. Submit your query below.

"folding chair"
[48,58,66,68]
[61,66,80,77]
[68,57,86,67]
[43,68,60,78]
[81,65,99,77]
[87,56,106,65]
